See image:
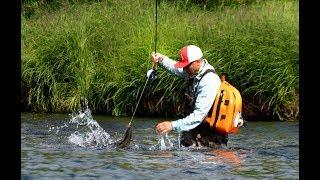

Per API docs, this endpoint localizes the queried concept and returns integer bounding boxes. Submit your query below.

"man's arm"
[160,56,189,79]
[152,52,189,79]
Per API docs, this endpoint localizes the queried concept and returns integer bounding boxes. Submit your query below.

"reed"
[22,0,298,121]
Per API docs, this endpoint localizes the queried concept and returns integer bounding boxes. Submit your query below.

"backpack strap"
[200,69,219,121]
[187,69,216,112]
[195,69,216,92]
[199,69,216,82]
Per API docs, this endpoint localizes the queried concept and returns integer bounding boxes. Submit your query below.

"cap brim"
[174,61,190,68]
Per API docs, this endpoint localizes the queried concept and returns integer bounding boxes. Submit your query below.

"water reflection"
[206,149,242,166]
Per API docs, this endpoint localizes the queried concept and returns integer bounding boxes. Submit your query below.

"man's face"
[184,60,201,77]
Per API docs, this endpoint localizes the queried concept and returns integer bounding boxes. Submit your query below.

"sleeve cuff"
[171,120,178,131]
[160,56,169,64]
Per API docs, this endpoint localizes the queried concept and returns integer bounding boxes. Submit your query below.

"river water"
[21,109,299,179]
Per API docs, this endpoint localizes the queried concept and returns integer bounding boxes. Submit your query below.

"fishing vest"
[183,69,216,116]
[187,69,243,135]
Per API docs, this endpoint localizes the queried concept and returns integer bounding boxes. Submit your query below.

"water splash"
[48,103,114,148]
[48,122,68,135]
[67,107,114,148]
[47,98,181,150]
[158,133,174,150]
[178,133,181,147]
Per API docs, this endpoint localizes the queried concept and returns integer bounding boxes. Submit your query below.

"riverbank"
[21,0,299,121]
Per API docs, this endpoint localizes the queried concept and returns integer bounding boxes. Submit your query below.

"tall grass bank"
[22,0,299,121]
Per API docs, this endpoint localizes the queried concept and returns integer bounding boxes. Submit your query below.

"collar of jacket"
[193,59,214,81]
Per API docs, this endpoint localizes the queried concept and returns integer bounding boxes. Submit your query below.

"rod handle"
[152,61,158,70]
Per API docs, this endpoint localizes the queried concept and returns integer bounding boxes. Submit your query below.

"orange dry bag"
[205,80,242,134]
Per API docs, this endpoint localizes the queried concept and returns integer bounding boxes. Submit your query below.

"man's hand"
[156,121,173,135]
[151,52,165,63]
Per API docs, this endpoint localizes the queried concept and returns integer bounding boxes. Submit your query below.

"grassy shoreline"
[22,0,299,121]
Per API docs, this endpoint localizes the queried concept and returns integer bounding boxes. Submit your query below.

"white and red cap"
[174,45,203,68]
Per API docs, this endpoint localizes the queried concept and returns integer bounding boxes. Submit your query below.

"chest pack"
[199,70,243,135]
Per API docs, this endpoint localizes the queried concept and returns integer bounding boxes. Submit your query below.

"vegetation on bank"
[21,0,299,121]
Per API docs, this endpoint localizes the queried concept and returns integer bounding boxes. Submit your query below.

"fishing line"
[128,77,149,126]
[129,0,159,125]
[154,0,159,54]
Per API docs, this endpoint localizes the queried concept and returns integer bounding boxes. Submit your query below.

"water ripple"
[21,112,299,179]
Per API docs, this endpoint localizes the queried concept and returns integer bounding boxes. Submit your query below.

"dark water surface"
[21,112,299,179]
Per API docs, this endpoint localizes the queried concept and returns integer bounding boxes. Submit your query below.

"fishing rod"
[152,0,159,71]
[118,0,159,149]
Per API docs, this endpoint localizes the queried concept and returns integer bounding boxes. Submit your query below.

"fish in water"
[117,125,132,149]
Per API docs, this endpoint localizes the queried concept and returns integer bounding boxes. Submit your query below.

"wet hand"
[156,121,173,135]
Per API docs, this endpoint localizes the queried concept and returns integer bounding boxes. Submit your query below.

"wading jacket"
[160,56,221,132]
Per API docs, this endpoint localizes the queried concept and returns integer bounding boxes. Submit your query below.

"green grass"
[22,0,299,121]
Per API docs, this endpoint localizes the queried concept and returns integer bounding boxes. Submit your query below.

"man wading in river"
[152,45,230,148]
